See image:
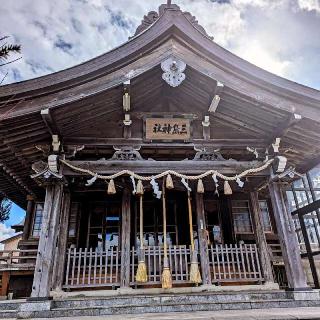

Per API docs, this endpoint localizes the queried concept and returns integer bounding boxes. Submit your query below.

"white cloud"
[0,224,16,249]
[0,0,319,89]
[297,0,320,13]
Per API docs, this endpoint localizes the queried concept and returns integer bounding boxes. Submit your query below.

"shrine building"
[0,2,320,317]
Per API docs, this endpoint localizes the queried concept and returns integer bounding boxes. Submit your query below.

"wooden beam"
[291,199,320,217]
[249,191,275,283]
[63,137,266,149]
[297,156,320,174]
[62,159,269,176]
[195,193,211,285]
[268,181,309,290]
[266,113,302,149]
[22,195,34,241]
[120,188,131,288]
[31,183,63,298]
[51,191,71,291]
[40,108,61,136]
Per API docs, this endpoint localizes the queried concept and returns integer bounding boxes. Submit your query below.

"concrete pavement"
[18,307,320,320]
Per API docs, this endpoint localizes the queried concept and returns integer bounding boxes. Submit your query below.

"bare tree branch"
[0,71,8,85]
[0,56,22,67]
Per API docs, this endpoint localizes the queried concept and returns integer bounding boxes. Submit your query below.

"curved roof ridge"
[0,1,319,105]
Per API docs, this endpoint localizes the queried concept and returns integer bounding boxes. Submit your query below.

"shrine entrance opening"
[133,191,226,249]
[62,190,264,290]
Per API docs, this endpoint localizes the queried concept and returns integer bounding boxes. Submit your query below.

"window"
[32,203,44,237]
[87,202,121,250]
[259,200,272,233]
[231,200,253,233]
[68,202,80,238]
[285,166,320,247]
[309,167,320,200]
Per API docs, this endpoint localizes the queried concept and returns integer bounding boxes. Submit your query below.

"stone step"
[0,301,22,311]
[53,291,290,309]
[0,310,16,318]
[19,298,320,319]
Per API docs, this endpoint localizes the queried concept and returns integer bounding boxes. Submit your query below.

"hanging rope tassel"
[197,179,204,194]
[224,180,233,195]
[187,191,202,284]
[166,174,174,189]
[136,179,144,196]
[161,180,172,289]
[135,195,148,283]
[107,179,116,194]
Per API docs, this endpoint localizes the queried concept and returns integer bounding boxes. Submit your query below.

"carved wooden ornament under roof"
[161,58,186,87]
[133,2,213,40]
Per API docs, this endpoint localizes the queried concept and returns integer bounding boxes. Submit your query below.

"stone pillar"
[31,183,63,299]
[249,191,275,284]
[120,188,131,288]
[23,195,35,241]
[51,191,71,291]
[195,193,211,285]
[268,181,309,290]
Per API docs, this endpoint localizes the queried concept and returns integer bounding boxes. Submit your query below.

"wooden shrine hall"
[1,2,320,301]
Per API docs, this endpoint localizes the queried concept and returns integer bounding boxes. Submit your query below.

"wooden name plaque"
[145,118,191,141]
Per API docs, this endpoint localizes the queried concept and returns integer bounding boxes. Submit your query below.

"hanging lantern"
[224,180,232,195]
[197,179,204,194]
[166,174,174,189]
[136,180,144,196]
[107,179,116,194]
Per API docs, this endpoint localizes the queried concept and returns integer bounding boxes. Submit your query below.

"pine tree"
[0,36,21,221]
[0,36,21,60]
[0,196,11,223]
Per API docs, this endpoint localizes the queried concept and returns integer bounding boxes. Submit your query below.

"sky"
[0,0,320,241]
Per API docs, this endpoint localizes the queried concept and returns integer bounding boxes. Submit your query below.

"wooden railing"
[64,247,121,289]
[64,244,264,289]
[130,245,192,285]
[0,249,37,271]
[209,244,263,283]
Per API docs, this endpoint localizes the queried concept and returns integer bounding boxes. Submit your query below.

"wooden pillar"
[22,195,34,241]
[31,183,63,298]
[1,272,10,297]
[120,188,131,287]
[195,193,211,285]
[51,191,71,291]
[268,181,309,290]
[250,191,274,283]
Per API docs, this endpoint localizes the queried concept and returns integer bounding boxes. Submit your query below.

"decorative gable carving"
[193,147,227,161]
[161,58,186,87]
[110,146,143,161]
[134,11,159,36]
[133,2,213,40]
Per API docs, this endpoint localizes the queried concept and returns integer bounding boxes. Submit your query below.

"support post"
[23,195,34,241]
[298,213,320,288]
[195,193,211,285]
[51,191,71,291]
[1,272,10,297]
[268,181,309,290]
[31,183,63,299]
[120,188,131,288]
[250,191,275,283]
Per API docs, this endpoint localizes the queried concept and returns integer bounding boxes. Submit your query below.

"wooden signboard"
[145,118,191,141]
